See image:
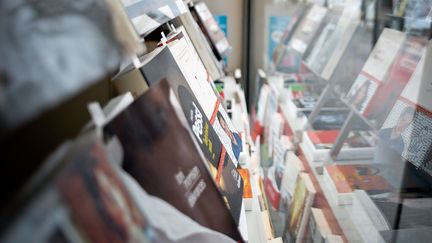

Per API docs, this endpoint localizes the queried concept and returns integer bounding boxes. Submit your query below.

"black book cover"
[105,80,243,241]
[177,85,243,224]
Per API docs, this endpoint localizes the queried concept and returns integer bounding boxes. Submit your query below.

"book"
[378,43,432,175]
[138,40,242,163]
[121,172,240,243]
[105,80,243,241]
[271,5,310,69]
[255,84,271,127]
[178,12,224,80]
[275,5,329,74]
[305,208,333,243]
[323,164,393,205]
[344,29,426,131]
[364,36,427,127]
[238,169,253,199]
[288,5,328,56]
[121,0,187,37]
[190,2,232,60]
[326,24,372,94]
[302,130,375,162]
[286,173,317,243]
[280,152,306,201]
[305,5,360,81]
[306,110,353,131]
[268,113,285,159]
[165,33,243,162]
[176,84,244,224]
[344,28,407,115]
[1,134,154,243]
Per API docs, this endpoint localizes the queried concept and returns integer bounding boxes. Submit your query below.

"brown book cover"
[105,80,243,241]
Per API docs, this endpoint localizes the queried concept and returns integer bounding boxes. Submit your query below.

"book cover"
[279,5,309,46]
[344,28,406,114]
[1,134,154,243]
[324,164,393,194]
[166,32,242,162]
[305,13,341,76]
[191,2,232,60]
[281,152,305,200]
[307,130,373,150]
[138,42,242,163]
[379,43,432,175]
[364,36,427,127]
[307,109,351,131]
[271,5,309,67]
[238,169,253,199]
[178,12,224,80]
[275,5,328,73]
[289,5,328,55]
[105,80,243,241]
[316,6,360,81]
[264,176,281,210]
[328,25,372,94]
[286,173,317,243]
[177,84,244,223]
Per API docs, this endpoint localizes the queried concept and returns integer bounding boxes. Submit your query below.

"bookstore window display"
[252,0,432,242]
[1,0,432,243]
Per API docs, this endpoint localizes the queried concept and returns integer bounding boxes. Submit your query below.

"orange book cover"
[238,169,253,199]
[326,164,393,193]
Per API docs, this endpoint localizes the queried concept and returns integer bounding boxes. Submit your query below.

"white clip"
[161,32,168,46]
[171,24,177,33]
[88,102,106,128]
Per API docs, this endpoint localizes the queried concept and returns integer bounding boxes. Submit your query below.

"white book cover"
[307,208,333,243]
[178,13,224,80]
[167,34,242,163]
[257,84,271,125]
[280,152,305,199]
[361,29,406,81]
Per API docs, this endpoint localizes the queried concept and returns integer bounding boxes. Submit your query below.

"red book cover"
[264,178,281,209]
[307,130,340,145]
[364,36,426,126]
